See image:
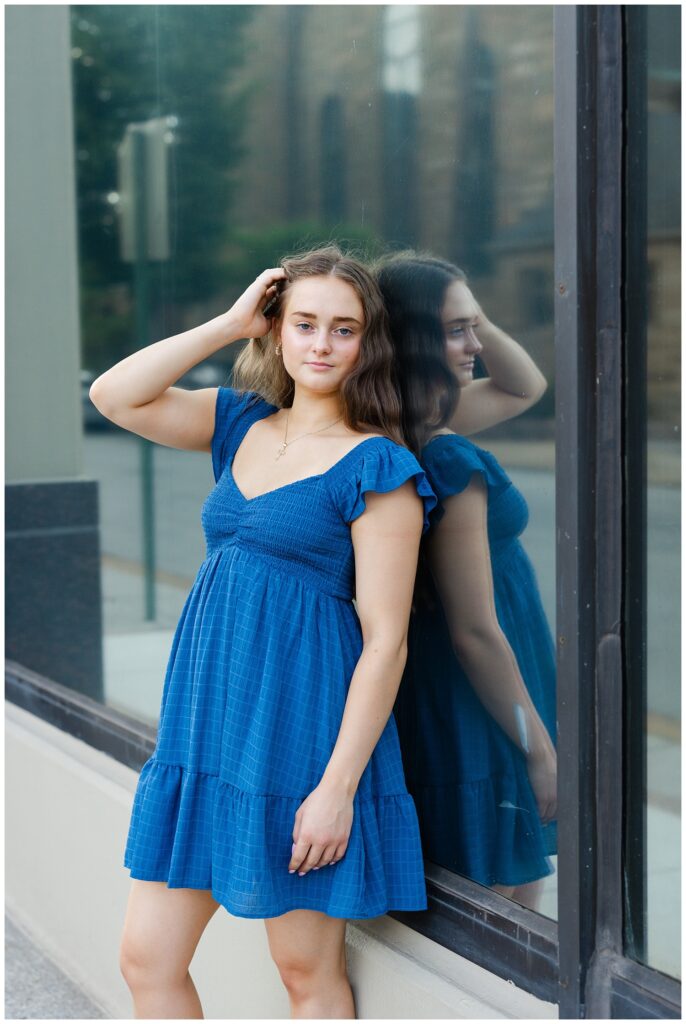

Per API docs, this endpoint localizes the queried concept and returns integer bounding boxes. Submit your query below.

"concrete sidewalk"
[5,915,109,1020]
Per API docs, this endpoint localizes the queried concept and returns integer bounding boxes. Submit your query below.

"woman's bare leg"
[264,909,355,1019]
[119,880,221,1019]
[491,876,545,912]
[491,882,516,898]
[511,876,545,911]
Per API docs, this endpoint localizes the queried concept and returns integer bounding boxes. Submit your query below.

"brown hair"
[372,249,467,456]
[231,245,406,447]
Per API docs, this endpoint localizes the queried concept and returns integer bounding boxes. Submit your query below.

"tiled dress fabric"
[123,386,438,919]
[393,434,559,886]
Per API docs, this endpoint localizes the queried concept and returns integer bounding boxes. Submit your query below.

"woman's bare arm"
[425,476,556,766]
[286,480,425,875]
[320,481,425,795]
[88,267,286,452]
[89,312,236,454]
[449,313,548,436]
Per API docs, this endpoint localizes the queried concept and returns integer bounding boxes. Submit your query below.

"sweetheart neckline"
[228,434,390,504]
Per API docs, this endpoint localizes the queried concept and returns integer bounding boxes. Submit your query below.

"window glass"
[71,5,557,918]
[624,5,681,980]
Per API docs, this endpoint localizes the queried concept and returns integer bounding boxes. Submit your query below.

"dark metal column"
[555,7,680,1018]
[584,6,625,1015]
[554,5,604,1017]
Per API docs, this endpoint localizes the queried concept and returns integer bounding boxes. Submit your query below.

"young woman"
[374,252,558,912]
[91,246,437,1019]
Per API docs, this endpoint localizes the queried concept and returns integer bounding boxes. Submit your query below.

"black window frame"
[6,6,681,1018]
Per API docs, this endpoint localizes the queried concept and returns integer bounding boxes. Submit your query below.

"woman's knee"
[264,910,347,992]
[119,914,192,989]
[119,930,171,988]
[119,880,219,988]
[275,952,347,998]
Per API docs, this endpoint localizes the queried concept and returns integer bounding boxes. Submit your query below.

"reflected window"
[382,5,422,94]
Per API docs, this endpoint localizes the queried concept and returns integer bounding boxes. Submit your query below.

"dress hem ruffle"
[407,774,558,889]
[123,758,429,920]
[122,869,428,920]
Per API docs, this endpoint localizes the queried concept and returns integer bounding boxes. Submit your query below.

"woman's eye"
[295,322,354,336]
[449,327,465,336]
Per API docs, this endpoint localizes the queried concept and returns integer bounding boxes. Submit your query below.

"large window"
[624,4,681,982]
[71,3,561,921]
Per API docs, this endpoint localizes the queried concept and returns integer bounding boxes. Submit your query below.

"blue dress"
[123,385,438,919]
[393,433,558,887]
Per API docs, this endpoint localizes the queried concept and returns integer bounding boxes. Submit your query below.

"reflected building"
[228,6,678,433]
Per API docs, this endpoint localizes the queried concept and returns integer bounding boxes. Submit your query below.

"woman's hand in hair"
[447,297,548,436]
[227,267,287,340]
[473,299,489,329]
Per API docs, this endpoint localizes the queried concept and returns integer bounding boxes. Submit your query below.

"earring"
[275,343,281,355]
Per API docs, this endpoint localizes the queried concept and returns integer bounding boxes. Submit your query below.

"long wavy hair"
[372,250,468,457]
[231,245,406,447]
[373,250,470,614]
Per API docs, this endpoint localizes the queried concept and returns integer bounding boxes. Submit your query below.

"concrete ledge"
[6,701,558,1019]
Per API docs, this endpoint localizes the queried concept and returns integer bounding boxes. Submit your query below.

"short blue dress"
[123,385,438,919]
[393,433,558,887]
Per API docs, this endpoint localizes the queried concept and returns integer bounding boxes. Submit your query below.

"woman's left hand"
[288,779,354,875]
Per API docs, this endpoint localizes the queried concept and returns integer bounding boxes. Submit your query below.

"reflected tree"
[71,5,254,370]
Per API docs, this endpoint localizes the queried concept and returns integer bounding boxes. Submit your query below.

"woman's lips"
[307,362,333,369]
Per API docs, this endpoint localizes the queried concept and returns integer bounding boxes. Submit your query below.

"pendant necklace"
[276,409,343,460]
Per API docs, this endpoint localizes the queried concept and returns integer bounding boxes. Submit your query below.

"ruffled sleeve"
[211,386,263,483]
[339,440,438,535]
[420,434,511,525]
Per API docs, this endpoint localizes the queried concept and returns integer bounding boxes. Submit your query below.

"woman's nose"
[313,331,332,352]
[465,328,483,353]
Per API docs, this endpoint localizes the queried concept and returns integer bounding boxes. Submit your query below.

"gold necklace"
[276,409,344,460]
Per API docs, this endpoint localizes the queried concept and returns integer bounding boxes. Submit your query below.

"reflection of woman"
[375,252,557,910]
[91,246,437,1018]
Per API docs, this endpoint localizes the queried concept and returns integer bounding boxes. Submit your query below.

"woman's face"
[277,275,365,394]
[441,278,483,387]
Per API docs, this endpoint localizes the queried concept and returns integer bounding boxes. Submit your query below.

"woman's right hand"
[227,267,287,339]
[525,747,557,824]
